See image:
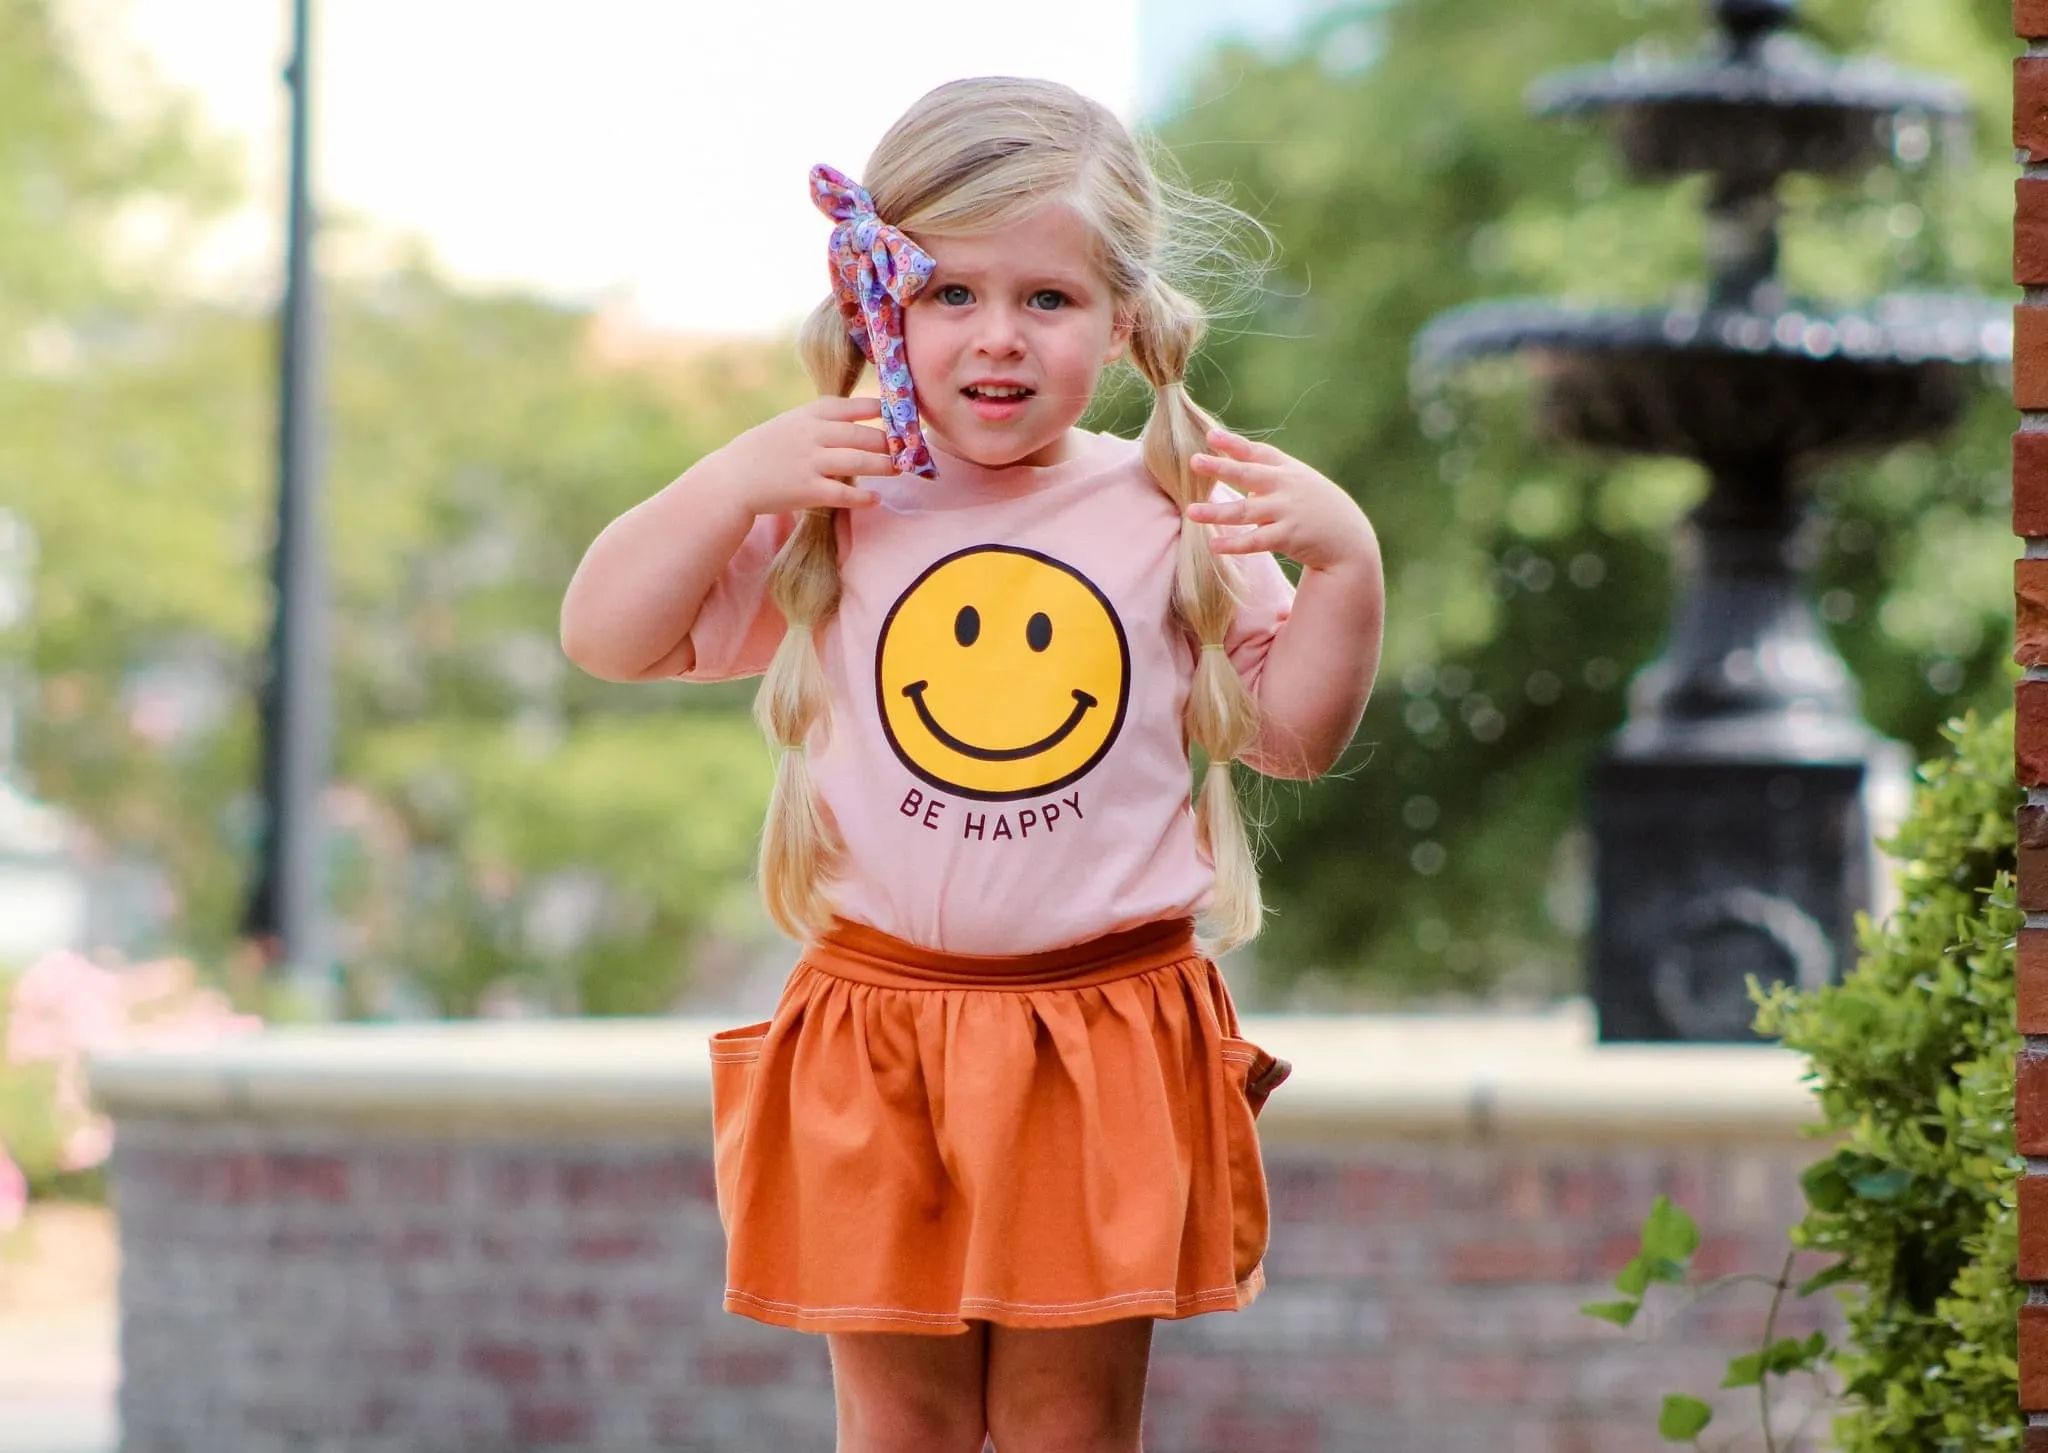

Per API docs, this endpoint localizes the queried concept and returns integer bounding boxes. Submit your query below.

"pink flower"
[3,951,264,1186]
[6,953,262,1066]
[5,950,125,1064]
[118,958,197,1009]
[0,1145,24,1233]
[58,1120,113,1174]
[126,984,263,1050]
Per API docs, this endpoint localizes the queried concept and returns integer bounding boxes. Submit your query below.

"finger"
[1185,494,1278,527]
[803,479,880,509]
[821,421,893,453]
[1207,522,1288,556]
[815,395,884,421]
[1190,451,1284,492]
[817,448,901,478]
[1205,427,1288,465]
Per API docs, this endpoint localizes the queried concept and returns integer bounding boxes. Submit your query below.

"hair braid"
[752,299,867,939]
[1128,275,1264,952]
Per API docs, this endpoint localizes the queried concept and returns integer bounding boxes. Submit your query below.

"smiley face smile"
[902,681,1098,761]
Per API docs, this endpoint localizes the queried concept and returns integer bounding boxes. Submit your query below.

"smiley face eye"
[955,605,981,647]
[1026,612,1052,652]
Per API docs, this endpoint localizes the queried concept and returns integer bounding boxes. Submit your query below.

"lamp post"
[241,0,329,1004]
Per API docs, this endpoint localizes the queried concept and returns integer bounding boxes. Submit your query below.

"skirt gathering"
[707,916,1292,1336]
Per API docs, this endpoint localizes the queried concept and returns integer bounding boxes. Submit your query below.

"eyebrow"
[929,265,1098,292]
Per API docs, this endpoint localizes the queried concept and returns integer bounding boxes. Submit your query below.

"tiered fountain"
[1414,0,2008,1040]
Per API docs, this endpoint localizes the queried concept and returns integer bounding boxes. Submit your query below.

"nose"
[972,301,1026,359]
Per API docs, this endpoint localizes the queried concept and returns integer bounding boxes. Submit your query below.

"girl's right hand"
[694,395,899,517]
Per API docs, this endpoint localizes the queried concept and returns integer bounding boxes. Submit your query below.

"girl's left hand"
[1185,428,1376,574]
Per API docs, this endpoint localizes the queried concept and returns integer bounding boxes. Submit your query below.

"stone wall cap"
[87,1002,1819,1144]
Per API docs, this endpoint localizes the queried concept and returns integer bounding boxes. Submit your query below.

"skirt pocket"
[708,1020,772,1232]
[1218,1036,1292,1283]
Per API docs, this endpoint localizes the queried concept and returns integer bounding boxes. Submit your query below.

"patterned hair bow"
[810,163,937,478]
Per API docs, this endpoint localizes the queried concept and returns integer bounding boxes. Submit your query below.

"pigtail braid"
[752,299,868,939]
[1128,276,1264,953]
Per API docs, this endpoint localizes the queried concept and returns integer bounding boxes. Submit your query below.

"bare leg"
[984,1318,1153,1453]
[828,1322,991,1453]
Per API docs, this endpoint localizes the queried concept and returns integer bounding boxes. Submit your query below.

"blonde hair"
[755,76,1270,951]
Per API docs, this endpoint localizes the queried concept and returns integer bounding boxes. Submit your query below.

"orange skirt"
[707,917,1291,1335]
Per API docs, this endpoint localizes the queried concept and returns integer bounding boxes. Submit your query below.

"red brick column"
[2018,5,2048,1442]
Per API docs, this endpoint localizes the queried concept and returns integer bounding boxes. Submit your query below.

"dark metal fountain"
[1413,0,2010,1041]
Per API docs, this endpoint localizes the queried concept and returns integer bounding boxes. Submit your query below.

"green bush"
[1752,706,2022,1450]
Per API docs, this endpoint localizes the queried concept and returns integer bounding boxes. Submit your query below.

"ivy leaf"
[1615,1256,1651,1297]
[1799,1157,1853,1212]
[1581,1298,1641,1328]
[1657,1394,1713,1441]
[1762,1334,1820,1375]
[1796,1260,1857,1297]
[1721,1351,1763,1389]
[1643,1255,1689,1285]
[1641,1196,1701,1265]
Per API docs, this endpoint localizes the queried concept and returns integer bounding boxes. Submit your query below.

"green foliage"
[1582,1192,1700,1328]
[1583,1195,1834,1446]
[0,0,237,328]
[10,272,810,1010]
[1723,1331,1831,1391]
[1139,0,2018,995]
[351,713,774,1015]
[0,992,64,1196]
[1753,706,2022,1451]
[2,0,810,1012]
[1659,1394,1714,1443]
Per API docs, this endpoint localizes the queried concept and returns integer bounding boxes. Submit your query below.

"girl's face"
[904,204,1131,470]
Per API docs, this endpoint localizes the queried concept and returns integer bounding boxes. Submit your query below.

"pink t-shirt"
[682,430,1295,955]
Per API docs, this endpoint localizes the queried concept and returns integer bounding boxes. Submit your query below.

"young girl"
[561,77,1383,1453]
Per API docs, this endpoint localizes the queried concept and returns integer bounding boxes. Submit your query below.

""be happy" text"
[898,787,1085,841]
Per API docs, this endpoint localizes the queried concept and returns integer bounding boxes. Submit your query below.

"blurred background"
[0,0,2018,1031]
[0,2,2024,1448]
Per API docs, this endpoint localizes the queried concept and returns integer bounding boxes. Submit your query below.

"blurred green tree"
[1125,0,2017,999]
[310,285,805,1015]
[1,0,806,1013]
[0,0,250,959]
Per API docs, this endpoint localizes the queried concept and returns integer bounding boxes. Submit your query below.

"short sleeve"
[1211,483,1294,696]
[675,512,797,683]
[1221,546,1294,695]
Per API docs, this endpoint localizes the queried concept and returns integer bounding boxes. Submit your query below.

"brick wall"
[110,1117,1832,1453]
[2022,3,2048,1446]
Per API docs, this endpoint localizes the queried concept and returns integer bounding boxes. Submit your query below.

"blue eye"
[936,284,972,306]
[1030,290,1068,310]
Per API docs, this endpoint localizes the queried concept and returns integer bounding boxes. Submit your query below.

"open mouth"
[962,384,1035,401]
[902,681,1096,761]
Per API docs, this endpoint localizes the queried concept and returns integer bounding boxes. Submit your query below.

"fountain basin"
[1415,294,2008,457]
[1532,27,1970,183]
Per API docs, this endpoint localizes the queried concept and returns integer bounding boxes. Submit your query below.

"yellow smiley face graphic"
[876,545,1130,802]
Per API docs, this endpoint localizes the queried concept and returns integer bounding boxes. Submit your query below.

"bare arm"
[560,475,756,682]
[558,396,894,683]
[1242,543,1385,778]
[1186,428,1386,780]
